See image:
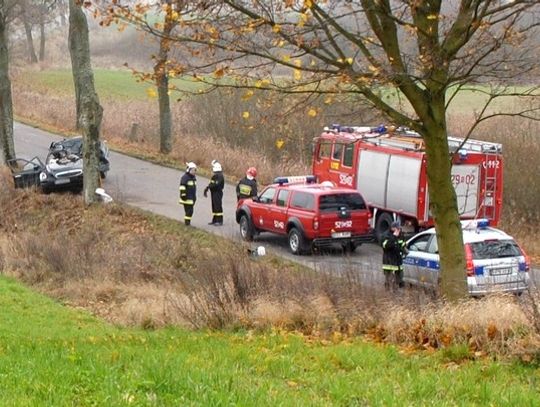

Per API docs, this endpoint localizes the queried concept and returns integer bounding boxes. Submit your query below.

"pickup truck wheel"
[375,212,394,243]
[288,228,309,255]
[239,214,254,241]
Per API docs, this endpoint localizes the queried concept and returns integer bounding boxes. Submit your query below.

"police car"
[236,175,374,254]
[403,219,530,296]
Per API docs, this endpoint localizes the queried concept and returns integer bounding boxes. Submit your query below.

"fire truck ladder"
[480,149,500,221]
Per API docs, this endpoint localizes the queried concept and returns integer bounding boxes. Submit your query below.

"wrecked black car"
[8,137,110,193]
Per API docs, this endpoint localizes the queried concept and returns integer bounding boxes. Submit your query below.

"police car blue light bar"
[461,218,490,230]
[274,175,317,185]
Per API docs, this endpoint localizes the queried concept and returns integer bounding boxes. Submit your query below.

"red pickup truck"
[235,176,374,254]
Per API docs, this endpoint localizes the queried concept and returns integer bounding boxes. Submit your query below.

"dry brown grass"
[0,172,539,360]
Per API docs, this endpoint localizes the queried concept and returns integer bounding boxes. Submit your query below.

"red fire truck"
[312,125,503,240]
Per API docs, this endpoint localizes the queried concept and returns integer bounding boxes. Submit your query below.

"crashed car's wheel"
[288,227,310,255]
[239,214,254,241]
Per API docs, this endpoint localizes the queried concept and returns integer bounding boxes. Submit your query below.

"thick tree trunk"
[0,1,15,165]
[421,96,468,299]
[22,12,38,63]
[68,0,102,205]
[155,4,174,154]
[39,15,45,61]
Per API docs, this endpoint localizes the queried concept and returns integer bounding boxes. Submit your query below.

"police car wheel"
[239,215,254,241]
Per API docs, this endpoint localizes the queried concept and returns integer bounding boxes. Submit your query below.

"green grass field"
[19,68,205,101]
[1,276,539,406]
[18,68,531,115]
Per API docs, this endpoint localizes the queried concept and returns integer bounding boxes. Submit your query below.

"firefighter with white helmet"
[204,160,225,225]
[236,166,258,201]
[179,162,197,225]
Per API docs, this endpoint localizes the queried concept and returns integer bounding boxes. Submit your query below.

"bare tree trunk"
[420,94,468,299]
[68,0,102,205]
[21,1,38,64]
[39,13,45,61]
[155,1,174,154]
[0,0,15,165]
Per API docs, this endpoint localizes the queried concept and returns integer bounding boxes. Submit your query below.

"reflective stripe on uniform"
[382,264,400,271]
[239,184,252,195]
[213,212,223,216]
[187,180,195,186]
[382,239,389,249]
[179,186,186,191]
[179,199,194,205]
[184,216,192,220]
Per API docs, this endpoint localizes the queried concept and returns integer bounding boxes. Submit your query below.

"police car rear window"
[469,239,521,260]
[318,193,366,212]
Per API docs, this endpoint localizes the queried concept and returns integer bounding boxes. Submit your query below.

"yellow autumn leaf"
[242,111,250,119]
[276,139,285,149]
[304,0,313,8]
[170,11,179,21]
[277,39,286,47]
[308,108,317,117]
[294,59,302,67]
[427,14,438,20]
[241,90,254,101]
[272,24,281,33]
[346,57,353,65]
[146,88,157,98]
[282,55,291,63]
[294,69,302,81]
[324,96,333,105]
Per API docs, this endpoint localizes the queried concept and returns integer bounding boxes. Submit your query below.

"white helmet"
[186,162,197,171]
[211,160,222,172]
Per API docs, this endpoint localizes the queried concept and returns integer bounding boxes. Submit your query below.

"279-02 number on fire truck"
[451,173,476,187]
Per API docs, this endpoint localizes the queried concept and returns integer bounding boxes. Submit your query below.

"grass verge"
[1,276,540,405]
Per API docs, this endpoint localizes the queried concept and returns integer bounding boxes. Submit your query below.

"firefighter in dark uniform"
[204,160,225,225]
[236,167,258,201]
[381,221,408,290]
[179,162,197,225]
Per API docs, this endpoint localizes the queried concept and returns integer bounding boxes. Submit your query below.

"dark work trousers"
[211,190,223,224]
[183,204,194,225]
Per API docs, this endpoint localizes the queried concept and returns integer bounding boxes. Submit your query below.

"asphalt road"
[12,122,537,286]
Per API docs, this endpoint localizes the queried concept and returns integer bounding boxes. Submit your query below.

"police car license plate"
[332,231,351,238]
[55,179,70,185]
[489,267,512,276]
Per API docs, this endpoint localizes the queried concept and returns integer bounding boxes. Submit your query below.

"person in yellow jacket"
[179,162,197,225]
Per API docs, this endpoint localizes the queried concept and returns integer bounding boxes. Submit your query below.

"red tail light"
[465,244,474,276]
[521,247,531,272]
[313,217,319,230]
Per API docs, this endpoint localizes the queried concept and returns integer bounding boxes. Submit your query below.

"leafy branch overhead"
[96,0,539,130]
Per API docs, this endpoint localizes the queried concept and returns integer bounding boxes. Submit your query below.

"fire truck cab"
[312,124,503,241]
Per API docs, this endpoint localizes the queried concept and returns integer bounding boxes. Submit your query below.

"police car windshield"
[319,193,366,212]
[469,239,521,259]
